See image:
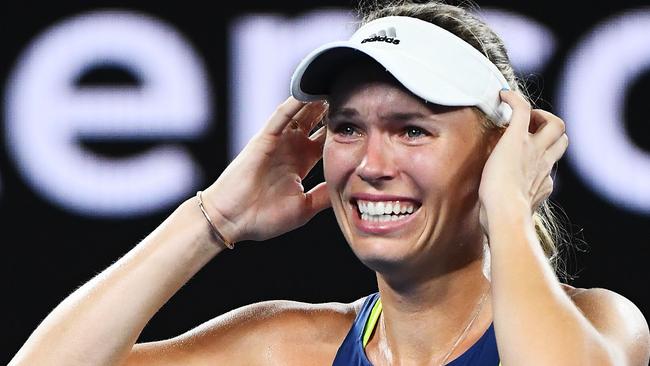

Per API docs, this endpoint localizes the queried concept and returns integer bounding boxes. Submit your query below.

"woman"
[10,1,650,365]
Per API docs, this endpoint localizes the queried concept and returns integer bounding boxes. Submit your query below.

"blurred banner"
[2,1,649,362]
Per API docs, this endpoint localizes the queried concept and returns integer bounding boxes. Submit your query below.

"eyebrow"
[328,107,430,124]
[381,111,428,123]
[327,107,358,120]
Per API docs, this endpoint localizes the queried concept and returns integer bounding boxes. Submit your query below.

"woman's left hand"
[478,90,568,232]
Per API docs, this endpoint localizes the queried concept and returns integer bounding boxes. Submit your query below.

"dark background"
[3,1,649,363]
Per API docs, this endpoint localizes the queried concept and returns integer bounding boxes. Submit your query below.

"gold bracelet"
[196,191,235,249]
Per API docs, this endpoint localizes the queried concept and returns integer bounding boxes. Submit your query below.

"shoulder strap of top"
[331,292,380,366]
[362,297,382,347]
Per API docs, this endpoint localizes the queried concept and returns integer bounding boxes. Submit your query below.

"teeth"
[367,202,376,215]
[376,202,385,214]
[361,213,410,222]
[357,200,416,219]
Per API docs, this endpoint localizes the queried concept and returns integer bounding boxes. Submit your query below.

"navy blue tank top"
[332,292,500,365]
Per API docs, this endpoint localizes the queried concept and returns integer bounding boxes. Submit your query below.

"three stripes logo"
[360,26,400,45]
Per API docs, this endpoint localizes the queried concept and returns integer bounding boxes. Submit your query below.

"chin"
[347,235,421,273]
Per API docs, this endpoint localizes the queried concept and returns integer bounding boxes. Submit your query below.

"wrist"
[195,185,246,247]
[483,196,534,234]
[482,193,531,216]
[196,191,237,249]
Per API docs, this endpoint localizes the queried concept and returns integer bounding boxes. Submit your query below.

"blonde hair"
[357,0,576,280]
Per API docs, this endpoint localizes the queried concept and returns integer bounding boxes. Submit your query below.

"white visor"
[290,15,512,126]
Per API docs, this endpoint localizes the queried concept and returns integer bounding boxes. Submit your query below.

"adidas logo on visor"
[361,27,400,45]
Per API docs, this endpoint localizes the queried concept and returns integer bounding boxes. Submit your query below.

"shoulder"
[561,283,647,328]
[220,295,369,336]
[221,297,362,341]
[127,296,370,366]
[562,284,650,365]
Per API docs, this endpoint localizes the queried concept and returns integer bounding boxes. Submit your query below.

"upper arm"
[122,300,294,366]
[571,287,650,366]
[121,299,356,366]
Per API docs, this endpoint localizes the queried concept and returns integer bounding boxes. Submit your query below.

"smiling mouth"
[354,199,421,222]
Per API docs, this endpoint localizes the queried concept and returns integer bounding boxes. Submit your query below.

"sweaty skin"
[9,66,650,366]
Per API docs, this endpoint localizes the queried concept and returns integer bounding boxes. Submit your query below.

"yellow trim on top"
[362,297,383,348]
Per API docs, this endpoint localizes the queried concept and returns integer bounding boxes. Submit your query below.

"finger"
[309,125,326,144]
[300,128,326,176]
[291,100,328,133]
[304,182,331,219]
[307,101,329,133]
[499,90,532,133]
[300,127,327,177]
[545,133,569,163]
[264,96,308,135]
[531,109,566,148]
[533,176,554,211]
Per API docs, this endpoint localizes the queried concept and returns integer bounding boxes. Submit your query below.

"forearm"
[487,201,613,365]
[9,197,223,366]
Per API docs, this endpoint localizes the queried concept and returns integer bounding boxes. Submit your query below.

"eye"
[333,123,361,137]
[404,126,427,139]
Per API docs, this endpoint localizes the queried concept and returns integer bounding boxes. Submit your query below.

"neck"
[370,249,492,365]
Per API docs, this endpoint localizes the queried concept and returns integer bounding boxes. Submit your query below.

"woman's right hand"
[202,97,330,243]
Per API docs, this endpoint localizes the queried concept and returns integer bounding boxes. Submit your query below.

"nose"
[355,133,397,184]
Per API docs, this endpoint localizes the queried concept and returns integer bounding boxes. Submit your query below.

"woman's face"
[323,65,496,274]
